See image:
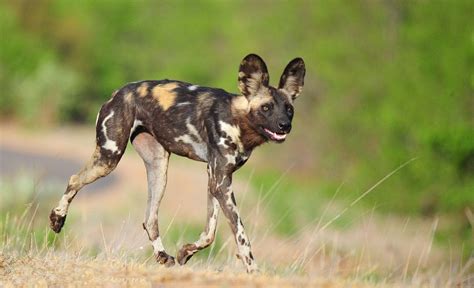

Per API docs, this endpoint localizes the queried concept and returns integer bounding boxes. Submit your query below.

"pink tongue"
[273,133,286,140]
[264,128,287,140]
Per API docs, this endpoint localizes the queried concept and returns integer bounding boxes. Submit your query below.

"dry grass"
[1,189,471,287]
[1,125,472,287]
[1,253,370,287]
[0,206,366,288]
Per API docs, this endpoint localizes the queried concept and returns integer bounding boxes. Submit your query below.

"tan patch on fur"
[249,72,263,89]
[137,83,149,97]
[84,149,112,180]
[124,92,133,104]
[281,76,303,100]
[197,92,213,109]
[238,74,263,96]
[278,88,293,103]
[152,82,179,111]
[66,146,111,191]
[194,92,213,120]
[68,174,79,187]
[249,88,273,110]
[231,95,250,114]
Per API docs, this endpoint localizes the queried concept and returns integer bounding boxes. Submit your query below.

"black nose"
[278,121,291,132]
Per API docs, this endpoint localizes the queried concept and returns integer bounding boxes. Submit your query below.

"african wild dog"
[49,54,305,273]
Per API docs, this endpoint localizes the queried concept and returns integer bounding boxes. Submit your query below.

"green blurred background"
[1,0,473,252]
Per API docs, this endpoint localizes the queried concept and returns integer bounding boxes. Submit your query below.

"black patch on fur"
[130,126,150,143]
[231,193,237,205]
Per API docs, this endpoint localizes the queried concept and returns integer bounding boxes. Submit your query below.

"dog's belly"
[148,128,208,162]
[164,138,208,162]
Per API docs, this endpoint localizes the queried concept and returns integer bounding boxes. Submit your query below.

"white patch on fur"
[219,143,247,164]
[55,195,70,216]
[219,121,243,152]
[130,119,143,135]
[207,165,213,180]
[195,197,219,247]
[175,101,191,107]
[95,112,100,125]
[217,137,228,148]
[186,120,199,137]
[152,237,165,253]
[188,85,198,91]
[224,153,237,166]
[216,175,227,189]
[235,218,257,272]
[174,118,208,161]
[101,111,120,154]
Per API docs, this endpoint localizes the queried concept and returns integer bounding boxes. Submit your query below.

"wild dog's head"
[237,54,305,143]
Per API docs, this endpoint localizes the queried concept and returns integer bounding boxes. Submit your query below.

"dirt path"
[0,123,247,221]
[0,145,116,194]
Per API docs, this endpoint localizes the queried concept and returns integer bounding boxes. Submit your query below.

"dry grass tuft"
[1,253,373,287]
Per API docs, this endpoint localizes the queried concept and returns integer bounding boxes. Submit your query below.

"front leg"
[176,192,219,265]
[210,159,258,273]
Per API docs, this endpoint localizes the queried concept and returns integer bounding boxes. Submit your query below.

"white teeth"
[264,128,287,141]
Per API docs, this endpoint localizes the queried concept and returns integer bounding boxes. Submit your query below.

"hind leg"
[132,132,174,267]
[50,102,133,233]
[49,145,122,232]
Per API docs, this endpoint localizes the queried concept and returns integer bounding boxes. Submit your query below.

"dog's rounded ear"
[278,57,305,100]
[238,54,270,98]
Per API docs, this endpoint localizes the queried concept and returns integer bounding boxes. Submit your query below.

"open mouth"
[263,128,287,141]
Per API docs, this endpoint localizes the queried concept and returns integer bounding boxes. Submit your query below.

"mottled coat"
[50,54,306,273]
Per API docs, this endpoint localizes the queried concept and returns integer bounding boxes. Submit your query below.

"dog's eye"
[261,104,270,112]
[286,105,294,116]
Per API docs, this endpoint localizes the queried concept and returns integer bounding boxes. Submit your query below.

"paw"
[49,209,66,233]
[156,251,175,267]
[176,243,197,265]
[246,264,259,274]
[236,253,259,273]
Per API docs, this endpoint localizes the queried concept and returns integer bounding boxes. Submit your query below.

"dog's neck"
[232,112,267,152]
